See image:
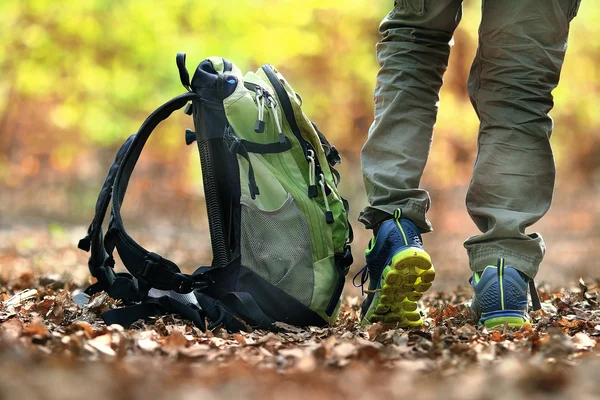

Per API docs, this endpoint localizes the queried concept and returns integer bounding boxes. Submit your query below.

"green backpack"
[77,53,353,331]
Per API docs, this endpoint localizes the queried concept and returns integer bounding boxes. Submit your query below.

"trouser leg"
[359,0,463,232]
[464,0,580,277]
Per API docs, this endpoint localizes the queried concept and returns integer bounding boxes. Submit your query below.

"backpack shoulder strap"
[78,134,139,300]
[111,92,204,293]
[79,92,206,298]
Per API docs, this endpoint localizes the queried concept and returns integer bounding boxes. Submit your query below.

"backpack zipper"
[254,86,266,133]
[260,66,331,198]
[318,174,334,224]
[265,94,286,144]
[260,65,308,158]
[244,82,286,144]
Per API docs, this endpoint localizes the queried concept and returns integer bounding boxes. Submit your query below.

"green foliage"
[0,0,598,189]
[0,0,385,144]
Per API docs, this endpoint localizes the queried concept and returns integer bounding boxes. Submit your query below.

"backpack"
[77,53,354,332]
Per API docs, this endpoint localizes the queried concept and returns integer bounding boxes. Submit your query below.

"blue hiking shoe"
[354,209,435,327]
[470,258,535,328]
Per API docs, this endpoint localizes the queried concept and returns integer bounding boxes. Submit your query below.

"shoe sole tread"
[364,247,434,327]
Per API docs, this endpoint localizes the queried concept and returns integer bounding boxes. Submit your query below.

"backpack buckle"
[142,252,164,278]
[327,146,342,166]
[335,245,353,277]
[143,253,198,294]
[173,273,196,294]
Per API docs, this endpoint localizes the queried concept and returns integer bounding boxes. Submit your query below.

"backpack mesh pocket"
[240,194,314,307]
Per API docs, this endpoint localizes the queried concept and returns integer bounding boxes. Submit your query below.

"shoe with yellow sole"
[354,209,435,327]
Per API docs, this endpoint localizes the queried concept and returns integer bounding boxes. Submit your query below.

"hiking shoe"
[470,258,531,328]
[354,209,435,327]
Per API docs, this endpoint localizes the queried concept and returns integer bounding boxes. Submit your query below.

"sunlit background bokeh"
[0,0,598,288]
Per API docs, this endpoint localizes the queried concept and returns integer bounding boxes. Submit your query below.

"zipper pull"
[254,87,265,133]
[319,174,334,224]
[307,149,318,198]
[267,95,286,144]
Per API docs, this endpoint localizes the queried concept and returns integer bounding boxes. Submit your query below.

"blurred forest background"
[0,0,598,288]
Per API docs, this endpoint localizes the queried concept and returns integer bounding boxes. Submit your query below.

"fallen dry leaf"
[86,334,116,357]
[2,231,600,400]
[233,333,246,345]
[572,332,596,350]
[4,289,38,307]
[22,319,49,338]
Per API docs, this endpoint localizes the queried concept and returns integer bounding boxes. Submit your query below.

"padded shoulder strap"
[108,92,205,293]
[78,135,136,294]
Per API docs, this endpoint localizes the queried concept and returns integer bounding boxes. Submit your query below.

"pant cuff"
[358,200,432,233]
[467,246,541,278]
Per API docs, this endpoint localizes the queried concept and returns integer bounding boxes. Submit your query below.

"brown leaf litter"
[1,273,600,399]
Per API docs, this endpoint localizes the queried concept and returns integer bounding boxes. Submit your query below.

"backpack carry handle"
[176,52,191,91]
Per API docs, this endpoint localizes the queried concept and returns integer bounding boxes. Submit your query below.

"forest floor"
[1,225,600,400]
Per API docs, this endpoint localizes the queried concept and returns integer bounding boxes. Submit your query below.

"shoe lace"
[412,234,423,247]
[529,279,541,311]
[352,265,369,296]
[504,259,542,311]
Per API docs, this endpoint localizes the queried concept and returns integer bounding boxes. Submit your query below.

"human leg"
[464,0,579,278]
[359,0,463,232]
[466,0,580,327]
[357,0,463,325]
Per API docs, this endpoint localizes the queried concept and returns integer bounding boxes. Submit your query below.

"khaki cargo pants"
[359,0,581,278]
